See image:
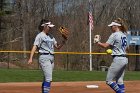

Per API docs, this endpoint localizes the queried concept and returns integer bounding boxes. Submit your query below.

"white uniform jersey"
[106,31,128,55]
[34,32,57,54]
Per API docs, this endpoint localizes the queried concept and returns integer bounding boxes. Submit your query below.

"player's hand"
[28,58,33,64]
[94,35,101,43]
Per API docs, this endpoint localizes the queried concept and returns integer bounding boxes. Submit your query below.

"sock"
[42,81,51,93]
[106,81,122,93]
[118,84,125,93]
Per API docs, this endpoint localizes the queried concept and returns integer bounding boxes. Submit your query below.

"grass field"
[0,69,140,82]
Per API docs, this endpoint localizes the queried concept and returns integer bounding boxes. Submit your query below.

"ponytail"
[114,18,128,33]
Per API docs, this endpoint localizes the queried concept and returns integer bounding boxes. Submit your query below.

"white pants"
[106,57,128,84]
[39,55,54,82]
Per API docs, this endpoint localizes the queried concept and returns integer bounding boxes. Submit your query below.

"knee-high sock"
[118,84,125,93]
[42,81,51,93]
[106,81,122,93]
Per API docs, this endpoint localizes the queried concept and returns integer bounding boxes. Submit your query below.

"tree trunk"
[135,45,140,71]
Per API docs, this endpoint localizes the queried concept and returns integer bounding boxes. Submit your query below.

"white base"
[86,85,99,88]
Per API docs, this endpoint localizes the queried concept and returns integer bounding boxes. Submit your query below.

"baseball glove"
[59,26,69,40]
[94,35,101,43]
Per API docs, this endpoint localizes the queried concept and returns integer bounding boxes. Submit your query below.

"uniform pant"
[39,55,54,82]
[106,57,128,93]
[106,57,128,83]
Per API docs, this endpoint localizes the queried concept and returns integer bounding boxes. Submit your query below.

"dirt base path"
[0,81,139,93]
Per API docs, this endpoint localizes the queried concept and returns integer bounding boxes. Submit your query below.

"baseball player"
[28,19,67,93]
[94,18,128,93]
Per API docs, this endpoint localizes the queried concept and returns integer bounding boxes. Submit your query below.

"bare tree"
[1,0,140,70]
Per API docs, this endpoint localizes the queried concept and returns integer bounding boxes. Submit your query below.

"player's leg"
[117,83,125,93]
[39,55,54,93]
[42,62,54,93]
[115,67,125,93]
[42,81,51,93]
[41,60,52,93]
[106,57,125,93]
[106,65,122,93]
[116,58,128,93]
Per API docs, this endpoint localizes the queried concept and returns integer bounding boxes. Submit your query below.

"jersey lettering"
[121,36,127,52]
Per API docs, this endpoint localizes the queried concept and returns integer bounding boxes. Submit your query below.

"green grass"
[125,71,140,80]
[0,69,43,82]
[0,69,140,82]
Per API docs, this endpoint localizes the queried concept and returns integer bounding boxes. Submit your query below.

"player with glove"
[28,19,69,93]
[94,18,128,93]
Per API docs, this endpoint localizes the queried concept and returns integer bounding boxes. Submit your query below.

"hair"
[114,18,128,33]
[38,19,49,32]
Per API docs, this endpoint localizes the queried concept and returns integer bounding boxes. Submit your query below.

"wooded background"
[0,0,140,71]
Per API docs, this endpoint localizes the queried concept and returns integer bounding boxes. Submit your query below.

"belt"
[39,53,54,56]
[112,55,127,58]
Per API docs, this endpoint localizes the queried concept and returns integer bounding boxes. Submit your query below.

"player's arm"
[54,36,67,49]
[94,34,110,48]
[97,42,110,48]
[97,33,114,48]
[28,34,41,64]
[55,40,66,49]
[28,45,37,64]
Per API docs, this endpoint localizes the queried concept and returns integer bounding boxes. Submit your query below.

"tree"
[1,0,140,70]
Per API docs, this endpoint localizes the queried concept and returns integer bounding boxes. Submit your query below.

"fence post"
[7,52,10,69]
[135,45,140,71]
[66,54,69,71]
[37,54,40,70]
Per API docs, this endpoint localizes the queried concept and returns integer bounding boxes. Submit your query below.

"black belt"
[112,55,127,58]
[40,53,54,56]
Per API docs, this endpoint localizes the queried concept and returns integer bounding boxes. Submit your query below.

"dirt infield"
[0,81,139,93]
